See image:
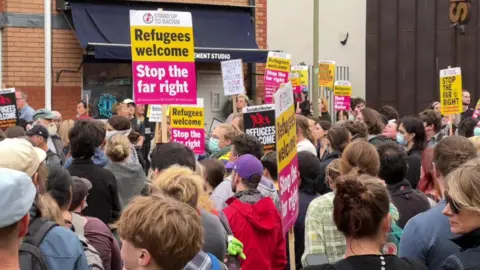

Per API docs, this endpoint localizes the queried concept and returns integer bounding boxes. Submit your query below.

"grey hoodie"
[105,162,147,209]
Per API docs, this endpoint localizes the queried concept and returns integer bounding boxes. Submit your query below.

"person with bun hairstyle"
[340,140,402,255]
[104,134,147,209]
[303,175,427,270]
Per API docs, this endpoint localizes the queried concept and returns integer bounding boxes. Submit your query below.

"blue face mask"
[396,133,408,146]
[475,127,480,137]
[208,137,221,154]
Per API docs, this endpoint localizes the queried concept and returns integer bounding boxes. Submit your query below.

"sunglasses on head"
[445,192,462,214]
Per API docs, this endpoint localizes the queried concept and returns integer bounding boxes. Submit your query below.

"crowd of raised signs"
[1,88,480,270]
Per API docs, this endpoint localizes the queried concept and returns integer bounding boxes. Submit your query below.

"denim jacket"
[30,206,90,270]
[441,229,480,270]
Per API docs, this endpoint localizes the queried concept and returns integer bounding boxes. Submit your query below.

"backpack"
[70,212,105,270]
[19,217,58,270]
[207,253,221,270]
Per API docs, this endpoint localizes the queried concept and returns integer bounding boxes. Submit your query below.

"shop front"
[65,0,268,124]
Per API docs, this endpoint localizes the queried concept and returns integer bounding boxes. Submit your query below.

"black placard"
[243,105,276,152]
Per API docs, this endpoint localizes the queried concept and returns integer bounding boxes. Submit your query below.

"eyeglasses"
[445,192,462,214]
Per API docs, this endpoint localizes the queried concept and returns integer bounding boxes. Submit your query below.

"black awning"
[70,2,269,63]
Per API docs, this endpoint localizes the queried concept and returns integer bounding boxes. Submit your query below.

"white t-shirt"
[297,139,317,156]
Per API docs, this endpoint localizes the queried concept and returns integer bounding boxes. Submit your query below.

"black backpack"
[19,218,58,270]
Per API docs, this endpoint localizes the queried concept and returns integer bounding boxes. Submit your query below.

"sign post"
[274,82,299,270]
[264,52,292,104]
[243,104,276,153]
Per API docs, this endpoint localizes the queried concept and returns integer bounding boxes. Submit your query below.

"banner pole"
[288,228,295,270]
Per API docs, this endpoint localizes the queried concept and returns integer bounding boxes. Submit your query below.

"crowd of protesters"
[1,88,480,270]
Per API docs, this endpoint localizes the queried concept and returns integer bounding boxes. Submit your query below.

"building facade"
[1,0,267,124]
[267,0,367,98]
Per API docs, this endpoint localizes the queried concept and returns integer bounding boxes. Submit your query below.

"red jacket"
[223,195,287,270]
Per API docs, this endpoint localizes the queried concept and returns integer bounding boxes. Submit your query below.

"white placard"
[221,59,244,96]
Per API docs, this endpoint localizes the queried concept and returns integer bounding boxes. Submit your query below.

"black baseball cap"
[26,125,49,140]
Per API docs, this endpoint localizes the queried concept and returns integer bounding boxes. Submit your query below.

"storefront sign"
[130,10,197,105]
[333,80,352,111]
[169,103,205,154]
[319,60,336,89]
[97,93,117,118]
[195,52,232,60]
[221,59,245,96]
[274,82,299,235]
[243,104,276,152]
[449,0,470,25]
[264,52,292,104]
[440,67,462,116]
[0,88,17,130]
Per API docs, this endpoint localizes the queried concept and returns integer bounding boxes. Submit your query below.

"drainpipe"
[249,0,257,100]
[44,0,52,109]
[0,29,3,88]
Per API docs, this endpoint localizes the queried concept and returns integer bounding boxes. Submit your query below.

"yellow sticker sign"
[439,67,462,116]
[318,60,336,88]
[169,106,204,129]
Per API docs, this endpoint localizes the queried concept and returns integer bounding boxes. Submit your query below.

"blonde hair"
[116,194,203,270]
[326,159,342,186]
[236,94,249,102]
[215,123,240,141]
[58,119,74,144]
[196,161,206,179]
[152,166,216,214]
[446,158,480,212]
[469,136,480,154]
[105,134,131,162]
[319,98,329,113]
[38,193,65,226]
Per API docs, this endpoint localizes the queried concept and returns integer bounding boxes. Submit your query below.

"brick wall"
[2,0,267,118]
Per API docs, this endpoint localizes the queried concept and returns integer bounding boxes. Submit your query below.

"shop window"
[82,62,132,119]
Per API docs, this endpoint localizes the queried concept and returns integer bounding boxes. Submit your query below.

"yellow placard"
[439,67,462,116]
[130,26,195,62]
[318,60,336,88]
[169,106,204,129]
[334,85,352,97]
[266,56,291,73]
[298,69,309,87]
[276,106,296,170]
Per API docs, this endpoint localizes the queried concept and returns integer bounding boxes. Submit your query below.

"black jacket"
[68,158,121,224]
[405,149,422,189]
[294,192,319,270]
[303,255,427,270]
[387,179,430,228]
[442,228,480,270]
[317,151,341,195]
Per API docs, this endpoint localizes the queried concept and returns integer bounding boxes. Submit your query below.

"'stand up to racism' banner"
[0,88,17,130]
[334,80,352,111]
[264,52,292,104]
[170,104,205,154]
[439,67,462,116]
[274,82,299,235]
[319,60,336,89]
[130,10,196,105]
[243,104,276,152]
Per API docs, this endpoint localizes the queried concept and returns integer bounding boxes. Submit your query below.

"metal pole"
[44,0,52,109]
[312,0,319,118]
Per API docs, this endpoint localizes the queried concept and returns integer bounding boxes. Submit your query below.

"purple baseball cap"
[232,154,264,182]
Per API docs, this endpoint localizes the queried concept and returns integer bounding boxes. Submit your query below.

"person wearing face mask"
[397,116,426,189]
[32,109,66,164]
[208,123,239,163]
